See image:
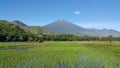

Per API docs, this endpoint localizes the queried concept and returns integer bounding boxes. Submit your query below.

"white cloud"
[74,11,80,15]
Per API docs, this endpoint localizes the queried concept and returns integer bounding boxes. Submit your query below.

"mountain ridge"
[44,19,120,37]
[9,19,120,37]
[0,20,37,41]
[11,20,54,35]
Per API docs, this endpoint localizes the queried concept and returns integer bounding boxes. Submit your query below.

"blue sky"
[0,0,120,31]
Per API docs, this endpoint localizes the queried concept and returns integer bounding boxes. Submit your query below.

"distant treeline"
[42,34,120,41]
[1,33,120,42]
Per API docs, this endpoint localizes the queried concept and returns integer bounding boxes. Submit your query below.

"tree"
[107,35,113,44]
[38,38,44,43]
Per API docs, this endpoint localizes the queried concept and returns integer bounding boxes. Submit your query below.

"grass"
[0,41,120,68]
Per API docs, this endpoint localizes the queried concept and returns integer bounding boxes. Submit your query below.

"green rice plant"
[0,41,120,68]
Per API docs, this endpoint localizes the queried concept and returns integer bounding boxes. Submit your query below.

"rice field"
[0,41,120,68]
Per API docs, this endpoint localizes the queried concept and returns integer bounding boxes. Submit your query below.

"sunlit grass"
[0,41,120,68]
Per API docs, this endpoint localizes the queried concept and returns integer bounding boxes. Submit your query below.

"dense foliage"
[43,34,120,41]
[0,20,40,42]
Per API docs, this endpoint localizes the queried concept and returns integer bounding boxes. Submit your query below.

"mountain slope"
[44,20,120,37]
[0,20,36,41]
[44,19,84,34]
[12,20,27,27]
[11,20,54,35]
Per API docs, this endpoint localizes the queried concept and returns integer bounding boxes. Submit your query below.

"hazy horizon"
[1,0,120,31]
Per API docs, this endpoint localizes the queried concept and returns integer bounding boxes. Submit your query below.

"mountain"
[0,20,36,41]
[44,19,84,34]
[11,20,54,35]
[12,20,27,27]
[44,19,120,37]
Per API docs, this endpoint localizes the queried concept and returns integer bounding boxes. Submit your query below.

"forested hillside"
[0,20,40,42]
[11,20,54,35]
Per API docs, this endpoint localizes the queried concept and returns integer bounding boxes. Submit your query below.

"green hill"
[0,20,39,42]
[11,20,54,35]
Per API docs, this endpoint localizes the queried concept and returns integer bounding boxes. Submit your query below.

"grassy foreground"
[0,41,120,68]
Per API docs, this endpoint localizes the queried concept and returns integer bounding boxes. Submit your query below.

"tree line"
[42,34,120,41]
